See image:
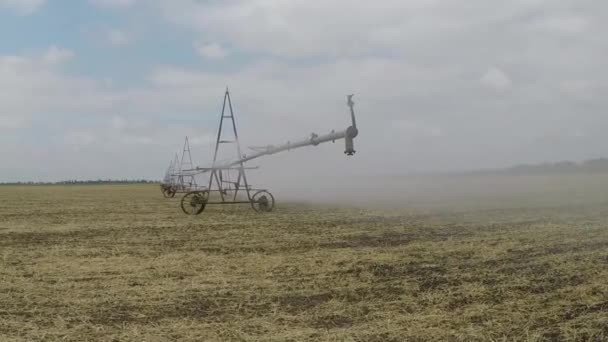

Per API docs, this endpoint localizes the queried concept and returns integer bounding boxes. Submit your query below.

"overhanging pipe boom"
[230,130,348,166]
[229,94,358,164]
[187,94,359,172]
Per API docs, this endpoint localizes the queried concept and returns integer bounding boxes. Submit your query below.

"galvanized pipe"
[185,94,358,172]
[225,129,349,167]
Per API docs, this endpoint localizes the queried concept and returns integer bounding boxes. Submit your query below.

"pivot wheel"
[181,191,209,215]
[162,186,177,198]
[251,190,275,212]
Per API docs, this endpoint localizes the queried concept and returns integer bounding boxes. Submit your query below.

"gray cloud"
[0,0,46,15]
[1,0,608,183]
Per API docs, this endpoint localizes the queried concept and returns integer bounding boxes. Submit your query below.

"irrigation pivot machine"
[179,89,359,215]
[160,137,204,198]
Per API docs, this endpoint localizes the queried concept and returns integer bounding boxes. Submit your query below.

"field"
[2,175,608,341]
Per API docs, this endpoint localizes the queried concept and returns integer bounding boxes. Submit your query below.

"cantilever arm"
[219,94,358,167]
[191,94,359,171]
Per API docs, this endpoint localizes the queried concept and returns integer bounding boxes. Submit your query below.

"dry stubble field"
[2,177,608,341]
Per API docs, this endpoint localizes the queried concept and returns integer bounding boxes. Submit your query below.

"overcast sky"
[0,0,606,182]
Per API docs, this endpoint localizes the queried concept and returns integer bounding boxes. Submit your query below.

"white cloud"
[194,43,229,59]
[89,0,135,8]
[480,67,512,90]
[394,120,445,138]
[43,46,74,65]
[3,1,608,181]
[155,0,580,59]
[111,116,128,131]
[532,15,590,34]
[0,115,28,129]
[0,48,115,129]
[0,0,45,15]
[107,29,130,46]
[64,130,97,146]
[120,135,154,145]
[189,134,215,146]
[157,0,443,58]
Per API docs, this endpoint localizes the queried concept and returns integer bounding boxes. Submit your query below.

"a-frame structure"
[179,89,274,215]
[163,158,175,185]
[160,153,181,198]
[208,88,253,202]
[177,136,197,191]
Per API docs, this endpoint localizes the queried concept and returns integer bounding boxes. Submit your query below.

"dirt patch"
[274,293,334,315]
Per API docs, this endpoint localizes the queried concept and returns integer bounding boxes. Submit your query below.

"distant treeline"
[0,179,160,186]
[473,158,608,176]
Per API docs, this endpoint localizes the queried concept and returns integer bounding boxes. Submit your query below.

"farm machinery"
[168,89,359,215]
[160,137,205,198]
